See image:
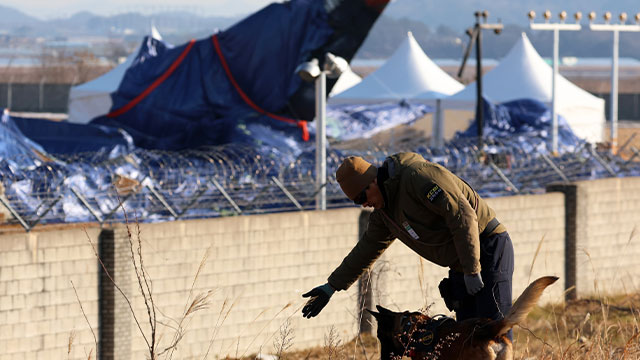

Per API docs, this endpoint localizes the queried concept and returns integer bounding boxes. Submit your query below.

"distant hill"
[0,5,40,26]
[356,14,640,60]
[0,2,639,61]
[0,8,239,38]
[384,0,640,33]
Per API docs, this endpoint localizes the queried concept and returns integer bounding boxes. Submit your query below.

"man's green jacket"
[328,152,506,291]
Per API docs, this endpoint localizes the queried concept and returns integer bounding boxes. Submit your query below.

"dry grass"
[222,294,640,360]
[512,294,640,359]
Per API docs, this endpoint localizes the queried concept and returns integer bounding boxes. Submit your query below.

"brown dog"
[368,276,558,360]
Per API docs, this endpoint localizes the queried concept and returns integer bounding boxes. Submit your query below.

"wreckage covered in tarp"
[324,101,432,141]
[455,97,584,151]
[1,95,638,227]
[0,0,397,226]
[11,115,134,155]
[444,33,605,143]
[83,0,390,150]
[67,26,169,124]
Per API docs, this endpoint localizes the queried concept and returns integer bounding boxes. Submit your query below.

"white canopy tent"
[328,69,362,97]
[67,26,164,124]
[330,31,464,146]
[441,33,605,143]
[329,31,464,104]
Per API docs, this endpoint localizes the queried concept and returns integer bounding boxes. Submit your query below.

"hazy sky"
[0,0,275,19]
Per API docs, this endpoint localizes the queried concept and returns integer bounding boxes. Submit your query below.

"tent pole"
[551,28,559,155]
[432,99,444,148]
[475,21,483,150]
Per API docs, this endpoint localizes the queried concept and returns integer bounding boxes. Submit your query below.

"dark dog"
[368,276,558,360]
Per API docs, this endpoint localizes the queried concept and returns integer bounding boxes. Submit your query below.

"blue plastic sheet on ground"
[324,101,433,141]
[456,98,585,152]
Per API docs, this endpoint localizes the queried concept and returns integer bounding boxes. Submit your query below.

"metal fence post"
[0,196,30,231]
[39,77,46,111]
[271,176,303,211]
[211,179,242,214]
[587,146,616,176]
[488,161,519,193]
[145,184,178,218]
[7,80,12,110]
[541,153,570,183]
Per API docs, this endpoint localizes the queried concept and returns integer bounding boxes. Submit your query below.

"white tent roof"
[67,26,163,124]
[329,69,362,97]
[329,31,464,104]
[443,33,605,142]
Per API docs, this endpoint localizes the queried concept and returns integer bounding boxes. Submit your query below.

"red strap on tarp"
[211,34,309,142]
[107,39,197,118]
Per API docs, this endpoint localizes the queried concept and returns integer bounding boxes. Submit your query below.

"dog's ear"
[376,304,393,314]
[366,308,380,319]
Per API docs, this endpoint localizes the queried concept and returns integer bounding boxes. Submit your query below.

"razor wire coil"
[0,136,638,231]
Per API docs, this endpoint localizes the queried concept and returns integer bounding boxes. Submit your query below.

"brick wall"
[572,177,640,296]
[0,225,100,360]
[106,209,363,359]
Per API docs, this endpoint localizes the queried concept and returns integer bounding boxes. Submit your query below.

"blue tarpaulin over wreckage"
[11,116,134,155]
[456,97,585,151]
[324,101,433,141]
[89,0,390,151]
[0,0,402,226]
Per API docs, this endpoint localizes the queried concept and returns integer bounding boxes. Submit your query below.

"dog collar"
[397,313,454,355]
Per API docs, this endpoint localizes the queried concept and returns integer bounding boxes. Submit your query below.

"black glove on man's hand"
[302,283,335,318]
[463,273,484,295]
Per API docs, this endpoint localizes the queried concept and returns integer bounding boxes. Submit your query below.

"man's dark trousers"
[448,231,515,340]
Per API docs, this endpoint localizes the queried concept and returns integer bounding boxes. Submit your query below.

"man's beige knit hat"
[336,156,377,200]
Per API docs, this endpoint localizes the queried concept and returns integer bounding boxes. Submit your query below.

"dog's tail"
[481,276,558,338]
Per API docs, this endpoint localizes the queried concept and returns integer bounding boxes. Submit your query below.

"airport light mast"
[528,10,582,155]
[588,12,640,154]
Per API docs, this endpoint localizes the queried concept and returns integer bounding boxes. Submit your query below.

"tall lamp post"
[528,10,582,155]
[588,12,640,154]
[296,53,350,210]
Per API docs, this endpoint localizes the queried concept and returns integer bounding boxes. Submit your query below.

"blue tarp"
[325,101,432,141]
[456,98,585,151]
[0,116,50,170]
[91,0,335,150]
[11,116,134,155]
